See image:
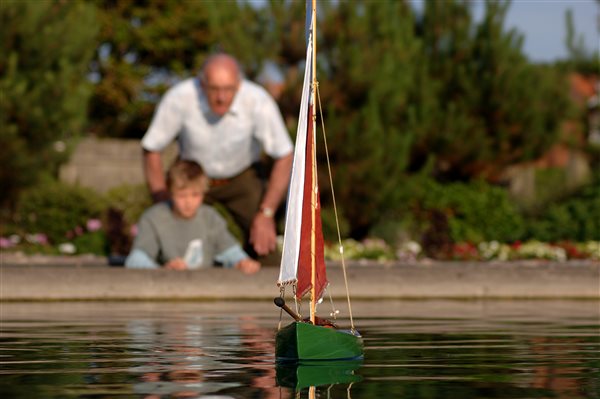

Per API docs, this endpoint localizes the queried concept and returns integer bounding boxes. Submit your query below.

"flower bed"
[3,226,599,263]
[324,239,600,262]
[3,228,599,263]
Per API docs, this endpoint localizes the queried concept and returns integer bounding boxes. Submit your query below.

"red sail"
[296,104,327,300]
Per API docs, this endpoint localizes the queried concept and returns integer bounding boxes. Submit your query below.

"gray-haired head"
[199,53,244,83]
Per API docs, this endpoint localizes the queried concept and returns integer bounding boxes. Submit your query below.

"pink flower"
[0,237,13,248]
[86,219,102,232]
[35,233,49,245]
[26,233,48,245]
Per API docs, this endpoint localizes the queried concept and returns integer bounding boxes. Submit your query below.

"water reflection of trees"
[528,336,598,399]
[350,329,598,399]
[2,302,598,399]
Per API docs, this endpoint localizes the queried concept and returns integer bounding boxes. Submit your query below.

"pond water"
[0,300,598,399]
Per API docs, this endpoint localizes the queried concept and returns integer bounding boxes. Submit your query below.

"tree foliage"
[0,0,98,210]
[563,7,600,74]
[316,0,422,237]
[85,0,575,239]
[412,0,569,182]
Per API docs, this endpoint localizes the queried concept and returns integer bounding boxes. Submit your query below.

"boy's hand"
[164,257,188,270]
[235,258,261,275]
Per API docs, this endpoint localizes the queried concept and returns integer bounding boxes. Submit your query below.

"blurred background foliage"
[0,0,98,212]
[1,0,598,257]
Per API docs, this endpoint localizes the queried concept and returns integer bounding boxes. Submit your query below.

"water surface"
[1,300,598,398]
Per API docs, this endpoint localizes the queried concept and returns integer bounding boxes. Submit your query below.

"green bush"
[525,178,600,241]
[368,213,415,247]
[102,184,152,256]
[105,184,151,226]
[441,181,525,243]
[371,177,525,248]
[15,182,106,244]
[8,182,153,256]
[321,205,350,243]
[72,230,107,255]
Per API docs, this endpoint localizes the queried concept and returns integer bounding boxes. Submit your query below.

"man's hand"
[249,213,277,256]
[235,258,261,275]
[248,152,292,256]
[164,257,188,270]
[143,150,168,203]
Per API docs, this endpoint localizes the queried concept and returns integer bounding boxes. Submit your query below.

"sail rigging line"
[278,286,286,330]
[315,80,357,332]
[292,285,301,318]
[327,289,339,320]
[347,382,356,398]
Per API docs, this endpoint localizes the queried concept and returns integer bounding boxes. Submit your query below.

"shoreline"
[1,254,598,301]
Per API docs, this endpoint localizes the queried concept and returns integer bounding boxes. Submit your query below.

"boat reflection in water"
[276,360,363,397]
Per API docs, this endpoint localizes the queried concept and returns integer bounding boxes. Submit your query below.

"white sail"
[278,29,314,286]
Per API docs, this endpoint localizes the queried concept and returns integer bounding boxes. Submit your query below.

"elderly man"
[141,53,293,261]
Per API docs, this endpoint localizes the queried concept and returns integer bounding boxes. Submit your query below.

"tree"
[412,0,570,181]
[563,7,600,74]
[315,0,422,237]
[0,0,98,210]
[80,0,576,241]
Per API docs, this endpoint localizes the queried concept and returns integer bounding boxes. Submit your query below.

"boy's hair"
[166,159,206,192]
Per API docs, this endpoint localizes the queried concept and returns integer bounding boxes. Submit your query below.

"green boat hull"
[275,321,363,361]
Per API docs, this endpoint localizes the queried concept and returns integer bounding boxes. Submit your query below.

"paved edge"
[1,261,599,300]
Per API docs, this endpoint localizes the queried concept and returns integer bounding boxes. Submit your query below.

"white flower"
[517,241,567,261]
[582,241,600,260]
[403,241,422,255]
[58,243,76,254]
[53,141,66,152]
[478,240,509,260]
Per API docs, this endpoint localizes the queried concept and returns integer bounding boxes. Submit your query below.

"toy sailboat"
[274,0,363,362]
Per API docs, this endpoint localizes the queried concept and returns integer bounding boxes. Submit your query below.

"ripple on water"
[0,300,598,399]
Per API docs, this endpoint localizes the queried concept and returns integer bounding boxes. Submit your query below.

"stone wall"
[63,137,591,203]
[501,145,591,206]
[59,137,178,193]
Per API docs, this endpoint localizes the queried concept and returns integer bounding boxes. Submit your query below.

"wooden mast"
[309,0,317,325]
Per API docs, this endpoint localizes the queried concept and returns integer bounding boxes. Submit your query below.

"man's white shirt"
[142,78,293,179]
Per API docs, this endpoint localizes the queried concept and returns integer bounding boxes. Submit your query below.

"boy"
[125,159,260,274]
